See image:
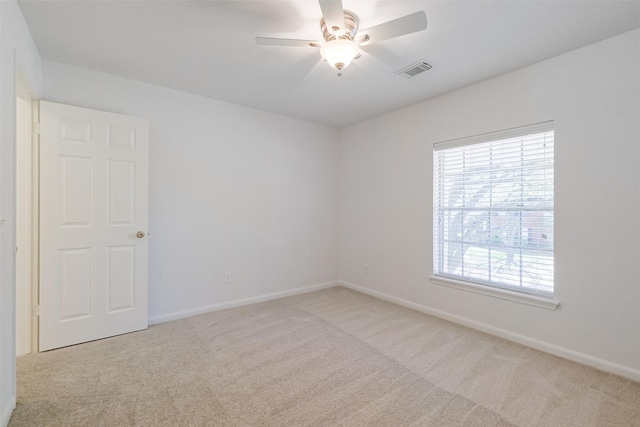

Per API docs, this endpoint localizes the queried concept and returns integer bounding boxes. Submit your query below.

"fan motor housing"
[321,10,359,41]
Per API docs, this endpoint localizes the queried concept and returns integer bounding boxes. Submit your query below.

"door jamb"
[31,99,40,354]
[15,69,39,354]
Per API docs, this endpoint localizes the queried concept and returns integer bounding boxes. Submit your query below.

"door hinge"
[33,122,40,135]
[32,305,40,317]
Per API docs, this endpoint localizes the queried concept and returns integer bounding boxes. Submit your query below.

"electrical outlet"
[364,263,369,274]
[223,273,231,284]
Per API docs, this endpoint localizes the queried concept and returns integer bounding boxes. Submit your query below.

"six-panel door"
[39,101,149,351]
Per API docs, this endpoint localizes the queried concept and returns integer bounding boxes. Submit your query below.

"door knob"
[136,231,146,238]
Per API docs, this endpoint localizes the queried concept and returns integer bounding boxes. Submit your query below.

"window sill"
[429,275,560,310]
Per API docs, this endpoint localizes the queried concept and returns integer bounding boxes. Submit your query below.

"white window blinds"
[433,122,554,295]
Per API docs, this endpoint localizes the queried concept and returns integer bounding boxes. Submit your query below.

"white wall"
[42,61,340,322]
[339,29,640,379]
[0,1,41,425]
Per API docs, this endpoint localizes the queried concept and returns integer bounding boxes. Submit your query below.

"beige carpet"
[10,287,640,426]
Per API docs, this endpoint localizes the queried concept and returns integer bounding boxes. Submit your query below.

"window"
[433,122,554,299]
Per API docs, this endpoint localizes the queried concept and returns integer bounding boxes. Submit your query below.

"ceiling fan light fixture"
[320,39,359,70]
[256,2,429,77]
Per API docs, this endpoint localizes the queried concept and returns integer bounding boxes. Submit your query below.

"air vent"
[395,61,433,79]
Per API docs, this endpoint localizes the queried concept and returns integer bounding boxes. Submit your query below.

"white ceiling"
[18,0,640,128]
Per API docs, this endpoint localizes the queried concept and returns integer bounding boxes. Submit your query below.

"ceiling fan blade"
[318,0,345,36]
[359,11,427,44]
[360,44,403,69]
[256,37,321,48]
[352,50,392,75]
[302,59,330,82]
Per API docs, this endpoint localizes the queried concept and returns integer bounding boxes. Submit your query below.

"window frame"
[431,122,559,310]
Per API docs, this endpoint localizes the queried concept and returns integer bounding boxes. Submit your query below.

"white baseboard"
[339,280,640,383]
[1,397,16,427]
[148,281,338,325]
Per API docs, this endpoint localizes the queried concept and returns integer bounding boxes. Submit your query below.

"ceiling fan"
[256,0,427,76]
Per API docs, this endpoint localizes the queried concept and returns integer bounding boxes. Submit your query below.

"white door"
[39,101,149,351]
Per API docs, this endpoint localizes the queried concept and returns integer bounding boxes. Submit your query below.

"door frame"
[15,70,39,355]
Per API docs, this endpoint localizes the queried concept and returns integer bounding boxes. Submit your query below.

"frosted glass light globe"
[320,39,359,70]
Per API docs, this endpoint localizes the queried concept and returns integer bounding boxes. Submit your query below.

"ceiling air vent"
[395,61,433,79]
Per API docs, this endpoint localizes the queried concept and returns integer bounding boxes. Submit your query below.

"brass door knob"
[136,231,146,238]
